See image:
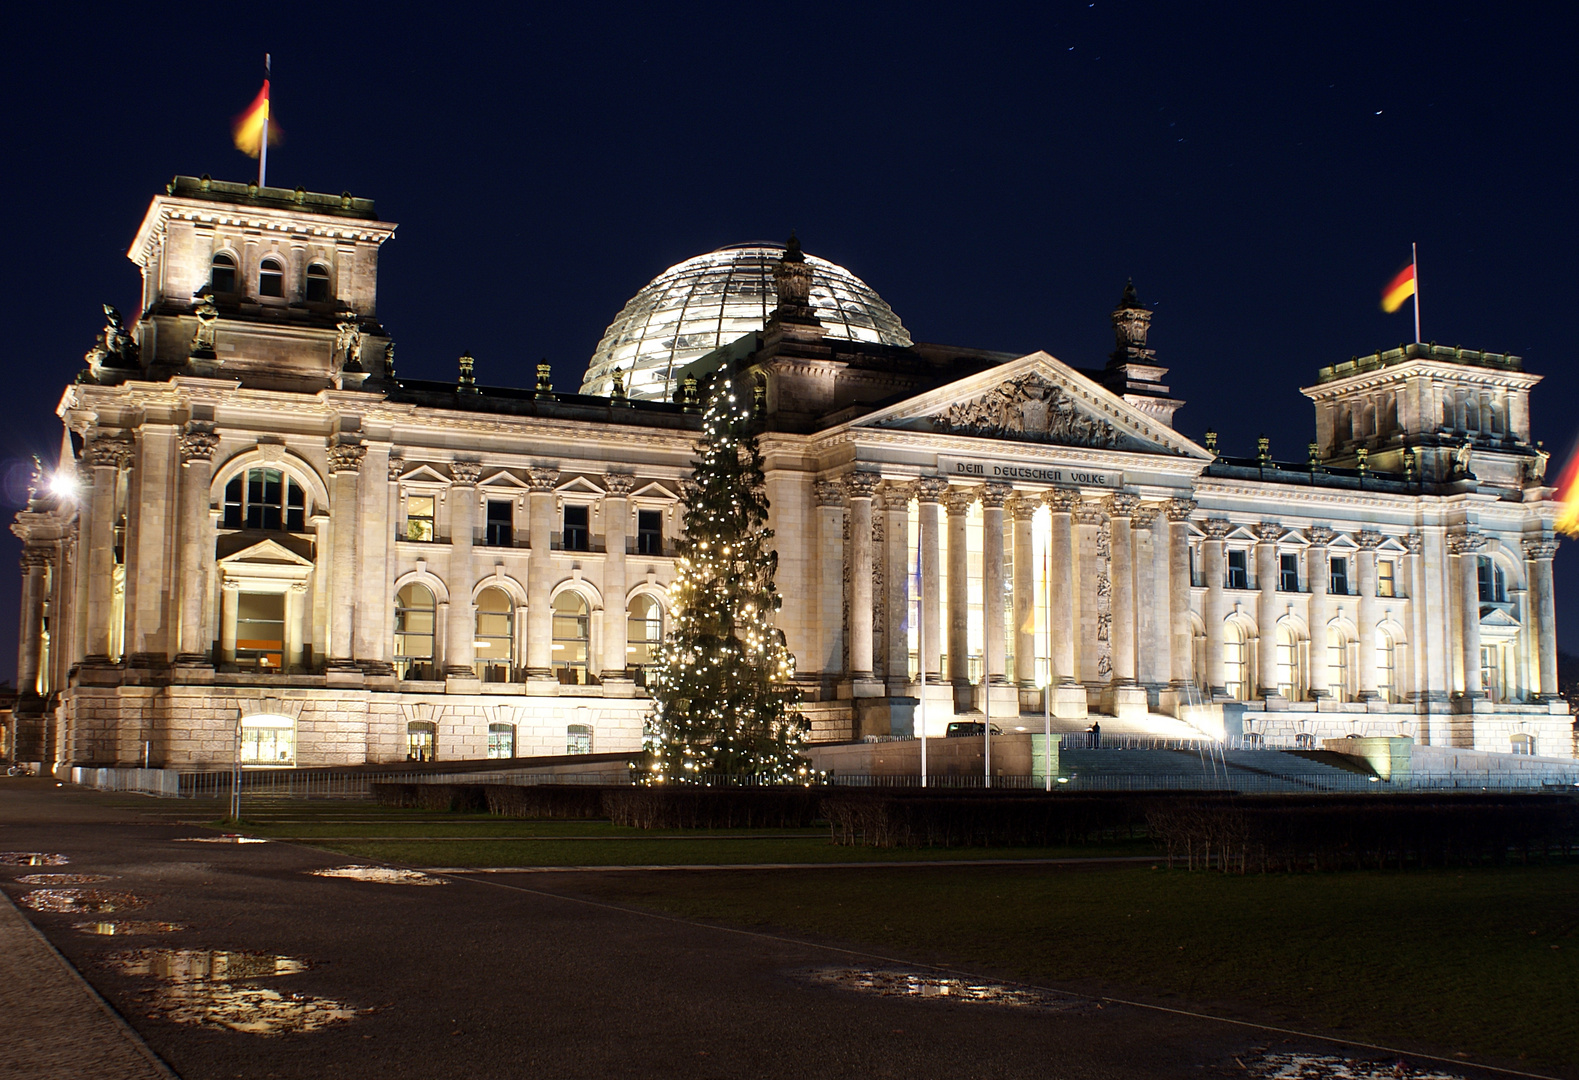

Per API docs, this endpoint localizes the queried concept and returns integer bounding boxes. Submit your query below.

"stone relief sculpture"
[933,373,1128,449]
[84,304,139,374]
[191,291,219,358]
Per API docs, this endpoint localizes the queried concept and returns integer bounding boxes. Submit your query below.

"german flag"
[1555,440,1579,536]
[1381,263,1416,313]
[232,79,273,159]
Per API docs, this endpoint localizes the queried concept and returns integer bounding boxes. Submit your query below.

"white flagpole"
[259,54,271,189]
[1043,545,1052,792]
[1412,241,1421,345]
[918,564,927,789]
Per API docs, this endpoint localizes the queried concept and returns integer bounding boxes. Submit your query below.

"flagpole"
[1043,545,1052,792]
[918,564,927,789]
[259,54,271,189]
[1412,241,1420,344]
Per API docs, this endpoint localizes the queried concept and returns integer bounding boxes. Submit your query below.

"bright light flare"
[48,471,77,500]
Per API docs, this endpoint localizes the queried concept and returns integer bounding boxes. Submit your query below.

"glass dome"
[581,243,912,400]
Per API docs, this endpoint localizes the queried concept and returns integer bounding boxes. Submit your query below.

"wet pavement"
[0,777,1565,1080]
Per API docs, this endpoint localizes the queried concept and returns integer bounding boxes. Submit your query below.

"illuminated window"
[405,495,435,541]
[1294,732,1316,750]
[305,263,330,303]
[567,723,593,755]
[1510,732,1535,755]
[239,715,294,765]
[1223,622,1248,701]
[627,594,663,686]
[259,257,284,298]
[553,592,591,684]
[235,593,284,671]
[393,584,435,680]
[1480,644,1504,702]
[1377,558,1396,598]
[1327,627,1349,702]
[1275,624,1301,700]
[223,468,306,531]
[474,587,515,682]
[487,723,515,759]
[406,721,435,762]
[210,252,237,293]
[1376,631,1396,703]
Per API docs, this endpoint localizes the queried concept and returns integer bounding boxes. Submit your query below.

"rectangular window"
[407,721,435,763]
[1477,557,1504,603]
[223,475,243,529]
[235,592,285,671]
[1377,558,1396,598]
[239,716,295,765]
[563,504,590,551]
[1226,549,1249,589]
[567,724,593,755]
[1279,553,1300,592]
[487,723,515,759]
[405,495,435,542]
[286,481,305,532]
[1330,556,1350,596]
[636,509,663,555]
[485,500,513,546]
[246,469,284,531]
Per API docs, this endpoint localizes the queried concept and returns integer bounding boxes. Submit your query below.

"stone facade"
[8,177,1572,770]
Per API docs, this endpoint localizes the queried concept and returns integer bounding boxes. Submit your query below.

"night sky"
[2,3,1575,683]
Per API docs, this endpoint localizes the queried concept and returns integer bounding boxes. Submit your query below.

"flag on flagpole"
[1381,263,1416,313]
[1553,439,1579,537]
[232,82,272,158]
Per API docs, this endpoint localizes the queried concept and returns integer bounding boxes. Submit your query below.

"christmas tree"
[645,371,807,781]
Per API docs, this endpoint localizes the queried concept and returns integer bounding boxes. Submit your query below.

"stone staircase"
[1058,747,1380,792]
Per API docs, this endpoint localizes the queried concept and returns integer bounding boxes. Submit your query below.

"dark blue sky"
[1,2,1575,681]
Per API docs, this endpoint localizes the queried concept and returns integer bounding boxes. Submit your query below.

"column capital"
[1253,521,1282,544]
[1103,492,1140,518]
[1163,497,1197,522]
[978,482,1013,509]
[1131,503,1161,528]
[527,466,560,491]
[1306,525,1337,547]
[1355,529,1385,550]
[880,480,916,507]
[1007,493,1039,521]
[1524,537,1561,560]
[85,430,133,469]
[387,456,406,481]
[449,460,483,486]
[941,487,976,515]
[1074,502,1105,526]
[1403,533,1423,555]
[813,479,846,508]
[1043,488,1082,514]
[328,441,366,475]
[603,472,635,497]
[1201,517,1233,540]
[179,423,219,464]
[19,547,51,571]
[1447,531,1487,555]
[842,471,882,501]
[914,476,950,503]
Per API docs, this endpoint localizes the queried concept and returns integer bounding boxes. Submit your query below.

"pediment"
[216,536,315,567]
[1480,607,1521,629]
[631,481,679,501]
[854,352,1210,458]
[396,464,450,485]
[556,475,606,496]
[479,470,529,489]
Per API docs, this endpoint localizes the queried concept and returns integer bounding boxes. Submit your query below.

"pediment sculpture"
[933,373,1130,450]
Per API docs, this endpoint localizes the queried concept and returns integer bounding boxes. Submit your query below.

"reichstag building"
[7,176,1570,770]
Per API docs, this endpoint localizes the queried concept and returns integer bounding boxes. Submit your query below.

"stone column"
[354,442,393,671]
[944,488,975,684]
[1202,518,1232,696]
[1450,532,1487,697]
[1355,530,1383,700]
[127,424,175,665]
[175,425,219,663]
[601,474,634,678]
[17,549,47,696]
[1104,494,1139,684]
[284,583,306,672]
[1009,494,1037,687]
[813,481,846,679]
[1044,489,1080,684]
[443,461,482,679]
[84,432,130,662]
[1165,499,1195,686]
[219,580,240,666]
[979,484,1012,683]
[1524,537,1560,700]
[883,482,913,689]
[1305,527,1334,698]
[310,514,330,669]
[1404,533,1428,705]
[327,441,365,668]
[915,479,947,680]
[1255,522,1282,698]
[525,467,560,678]
[843,472,880,680]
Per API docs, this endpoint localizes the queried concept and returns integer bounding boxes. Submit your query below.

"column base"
[839,677,886,700]
[360,660,397,678]
[1106,684,1149,720]
[600,676,638,698]
[326,663,365,688]
[525,675,559,696]
[172,654,213,670]
[444,673,482,693]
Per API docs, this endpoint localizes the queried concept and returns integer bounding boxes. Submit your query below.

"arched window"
[474,587,515,682]
[1294,732,1316,750]
[1275,624,1302,701]
[487,723,515,759]
[1510,732,1535,756]
[1327,627,1349,702]
[211,252,237,293]
[258,257,285,298]
[1223,622,1248,701]
[305,263,331,303]
[406,721,435,762]
[627,594,663,686]
[1375,630,1397,703]
[223,468,306,531]
[393,583,435,680]
[552,592,590,684]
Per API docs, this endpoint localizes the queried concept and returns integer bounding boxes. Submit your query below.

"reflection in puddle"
[806,968,1085,1011]
[19,888,147,913]
[105,949,308,981]
[174,835,269,844]
[142,984,362,1036]
[16,873,113,885]
[1246,1052,1465,1079]
[75,921,187,936]
[309,865,445,886]
[0,852,69,866]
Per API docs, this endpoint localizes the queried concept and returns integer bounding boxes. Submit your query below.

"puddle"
[174,836,269,844]
[804,968,1086,1012]
[141,984,362,1036]
[104,949,308,981]
[16,873,113,885]
[1244,1052,1466,1079]
[75,921,187,936]
[19,888,148,913]
[308,865,445,886]
[0,852,69,866]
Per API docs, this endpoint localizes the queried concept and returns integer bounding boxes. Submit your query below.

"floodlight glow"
[48,472,77,499]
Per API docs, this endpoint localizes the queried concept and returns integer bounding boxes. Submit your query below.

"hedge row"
[370,782,823,828]
[820,794,1152,848]
[370,782,487,812]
